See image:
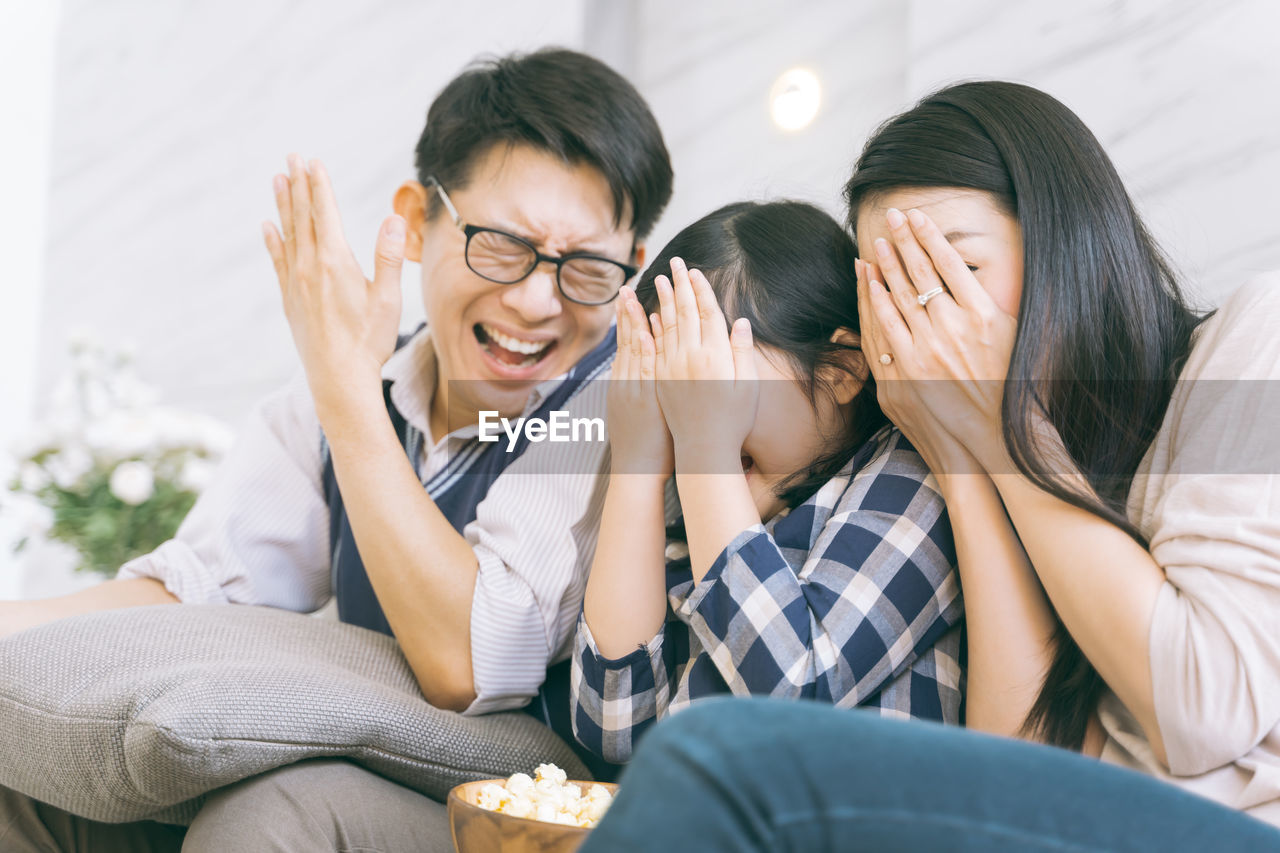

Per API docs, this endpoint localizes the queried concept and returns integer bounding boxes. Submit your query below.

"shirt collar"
[381,323,616,442]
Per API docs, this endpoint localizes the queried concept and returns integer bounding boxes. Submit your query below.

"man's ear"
[632,242,646,270]
[393,181,428,263]
[823,328,869,405]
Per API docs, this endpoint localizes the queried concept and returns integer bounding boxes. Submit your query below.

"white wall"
[628,0,909,257]
[0,0,59,450]
[36,0,587,428]
[0,0,61,597]
[28,0,1280,431]
[906,0,1280,307]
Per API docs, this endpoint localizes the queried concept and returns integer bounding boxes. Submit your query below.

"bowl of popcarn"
[448,763,618,853]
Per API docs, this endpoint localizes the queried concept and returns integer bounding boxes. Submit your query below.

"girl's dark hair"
[634,201,889,508]
[844,81,1205,749]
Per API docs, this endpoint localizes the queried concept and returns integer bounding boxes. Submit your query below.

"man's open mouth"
[475,323,558,371]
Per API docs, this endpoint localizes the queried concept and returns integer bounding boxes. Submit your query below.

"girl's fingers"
[287,154,316,267]
[615,289,632,365]
[904,208,994,314]
[669,257,701,350]
[729,318,755,381]
[649,312,666,370]
[627,293,645,382]
[654,274,677,356]
[272,173,295,275]
[640,313,660,376]
[625,295,657,381]
[689,267,729,349]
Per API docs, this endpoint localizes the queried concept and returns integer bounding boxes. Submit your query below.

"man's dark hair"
[414,48,673,241]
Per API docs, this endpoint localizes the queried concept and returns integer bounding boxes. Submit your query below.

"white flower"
[0,489,55,540]
[196,418,234,456]
[109,461,155,505]
[18,463,50,493]
[20,501,55,538]
[84,411,159,461]
[47,445,94,490]
[178,456,216,493]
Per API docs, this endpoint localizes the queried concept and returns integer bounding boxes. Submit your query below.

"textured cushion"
[0,604,587,825]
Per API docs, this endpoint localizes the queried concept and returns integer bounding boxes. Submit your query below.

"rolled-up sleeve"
[116,375,332,612]
[461,383,611,716]
[570,615,671,764]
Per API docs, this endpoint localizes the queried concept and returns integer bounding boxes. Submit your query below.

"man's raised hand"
[262,155,406,418]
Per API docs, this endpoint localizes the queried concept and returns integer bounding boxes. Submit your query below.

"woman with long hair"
[579,81,1280,851]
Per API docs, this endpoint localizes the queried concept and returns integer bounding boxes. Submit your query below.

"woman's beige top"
[1099,272,1280,828]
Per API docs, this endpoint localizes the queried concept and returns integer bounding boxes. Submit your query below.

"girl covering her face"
[571,201,965,765]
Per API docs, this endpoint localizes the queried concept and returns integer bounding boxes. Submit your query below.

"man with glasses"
[0,48,671,851]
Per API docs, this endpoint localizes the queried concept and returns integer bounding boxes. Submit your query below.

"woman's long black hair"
[633,201,889,508]
[844,81,1205,749]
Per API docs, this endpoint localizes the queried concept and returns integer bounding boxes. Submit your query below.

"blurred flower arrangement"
[2,334,232,577]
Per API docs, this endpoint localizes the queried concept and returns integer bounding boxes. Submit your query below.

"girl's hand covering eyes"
[650,257,758,473]
[607,285,674,475]
[862,207,1018,471]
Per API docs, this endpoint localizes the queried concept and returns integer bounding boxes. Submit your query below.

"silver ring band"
[917,286,946,307]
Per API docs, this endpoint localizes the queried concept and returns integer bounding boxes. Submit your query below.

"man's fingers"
[262,222,289,295]
[287,153,316,264]
[372,215,407,296]
[273,174,296,273]
[307,159,346,248]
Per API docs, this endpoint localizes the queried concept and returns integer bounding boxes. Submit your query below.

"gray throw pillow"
[0,604,588,825]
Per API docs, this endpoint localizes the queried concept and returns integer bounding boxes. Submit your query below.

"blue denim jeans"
[581,697,1280,853]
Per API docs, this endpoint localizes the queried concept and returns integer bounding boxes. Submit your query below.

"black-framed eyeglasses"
[425,177,638,306]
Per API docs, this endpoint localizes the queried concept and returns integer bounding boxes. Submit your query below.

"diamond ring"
[917,286,946,307]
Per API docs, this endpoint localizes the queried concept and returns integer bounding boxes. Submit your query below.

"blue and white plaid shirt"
[570,428,965,764]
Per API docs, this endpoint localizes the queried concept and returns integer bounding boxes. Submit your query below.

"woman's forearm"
[990,471,1166,763]
[940,473,1058,739]
[583,473,670,659]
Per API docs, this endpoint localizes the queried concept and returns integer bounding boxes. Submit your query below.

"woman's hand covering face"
[858,206,1019,473]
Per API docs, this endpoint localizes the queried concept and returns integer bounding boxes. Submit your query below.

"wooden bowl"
[448,778,619,853]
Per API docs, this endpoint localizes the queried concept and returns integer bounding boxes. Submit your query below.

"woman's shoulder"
[1185,272,1280,381]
